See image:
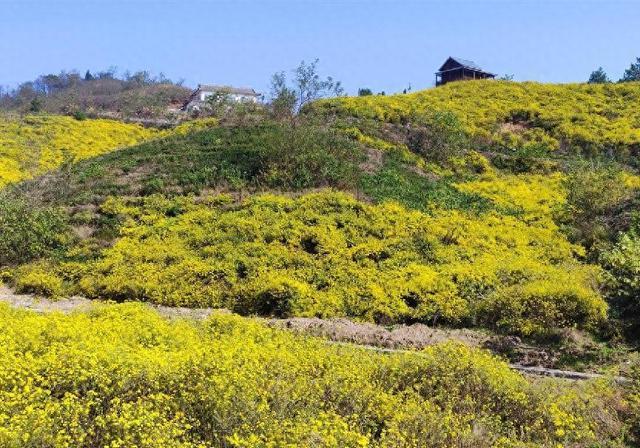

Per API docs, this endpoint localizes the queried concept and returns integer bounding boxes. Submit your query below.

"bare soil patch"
[359,148,384,173]
[267,316,490,350]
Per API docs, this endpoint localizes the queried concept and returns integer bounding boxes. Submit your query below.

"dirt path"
[0,286,629,384]
[324,340,629,384]
[0,285,92,313]
[0,285,216,320]
[267,316,492,350]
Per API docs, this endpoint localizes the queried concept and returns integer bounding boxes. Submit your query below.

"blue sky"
[1,0,639,95]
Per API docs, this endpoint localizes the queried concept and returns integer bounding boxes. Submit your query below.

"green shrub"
[406,111,469,163]
[0,194,69,266]
[72,110,87,121]
[258,122,363,189]
[628,361,640,444]
[559,163,635,255]
[601,231,640,335]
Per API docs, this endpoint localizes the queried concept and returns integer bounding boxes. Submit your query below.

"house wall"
[200,91,258,103]
[437,68,494,86]
[184,90,259,112]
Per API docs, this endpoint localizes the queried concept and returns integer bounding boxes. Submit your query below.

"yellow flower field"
[0,114,161,187]
[0,302,626,447]
[311,80,640,154]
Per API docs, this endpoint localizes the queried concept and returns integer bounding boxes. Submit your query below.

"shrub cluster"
[0,302,629,447]
[11,122,362,205]
[22,189,606,336]
[0,195,69,266]
[310,80,640,159]
[601,231,640,335]
[0,114,161,187]
[559,163,637,254]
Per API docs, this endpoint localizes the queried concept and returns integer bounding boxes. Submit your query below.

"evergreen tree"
[588,67,610,84]
[620,57,640,82]
[84,70,94,81]
[29,97,43,112]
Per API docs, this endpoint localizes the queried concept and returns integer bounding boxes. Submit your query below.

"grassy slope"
[0,114,163,187]
[0,114,222,189]
[11,122,360,206]
[311,80,640,155]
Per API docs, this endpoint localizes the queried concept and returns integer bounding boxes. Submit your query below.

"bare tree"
[269,59,343,118]
[293,59,343,110]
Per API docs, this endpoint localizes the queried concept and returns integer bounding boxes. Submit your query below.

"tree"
[294,59,343,110]
[96,66,117,80]
[358,88,373,96]
[269,71,297,119]
[620,57,640,82]
[499,74,514,81]
[269,59,343,117]
[29,97,43,112]
[84,70,94,81]
[126,70,153,87]
[588,67,610,84]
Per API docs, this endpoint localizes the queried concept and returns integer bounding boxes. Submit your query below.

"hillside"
[0,114,161,187]
[2,80,640,446]
[0,133,625,341]
[0,71,190,119]
[0,115,221,188]
[310,80,640,159]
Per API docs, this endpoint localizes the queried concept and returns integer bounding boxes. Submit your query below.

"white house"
[182,84,261,111]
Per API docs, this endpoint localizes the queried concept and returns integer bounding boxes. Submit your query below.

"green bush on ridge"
[0,195,70,266]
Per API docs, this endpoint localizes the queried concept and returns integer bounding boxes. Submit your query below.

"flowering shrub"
[31,190,605,336]
[0,114,160,187]
[0,302,628,446]
[310,80,640,156]
[13,262,64,297]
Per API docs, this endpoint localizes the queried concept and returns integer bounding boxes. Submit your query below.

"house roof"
[196,84,259,96]
[437,57,494,74]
